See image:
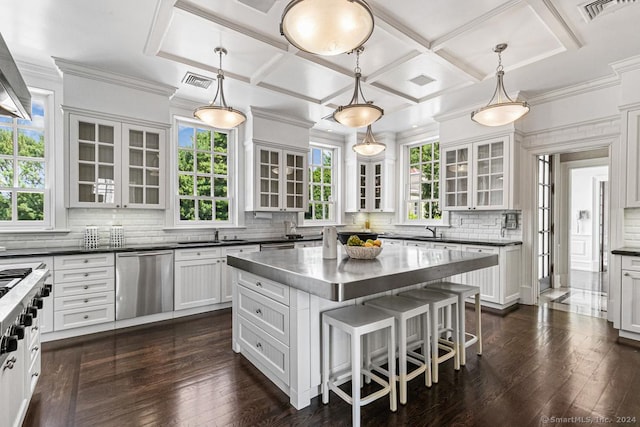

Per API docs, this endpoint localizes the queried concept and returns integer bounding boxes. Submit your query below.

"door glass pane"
[129,130,143,147]
[99,146,114,163]
[98,125,114,144]
[129,149,143,167]
[146,188,159,204]
[78,122,95,141]
[146,133,160,150]
[129,168,143,185]
[129,187,143,204]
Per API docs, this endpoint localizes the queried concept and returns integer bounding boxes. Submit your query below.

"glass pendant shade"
[471,44,529,127]
[333,47,383,128]
[353,125,385,156]
[194,48,246,130]
[280,0,374,56]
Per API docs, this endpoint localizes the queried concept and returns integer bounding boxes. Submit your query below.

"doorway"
[538,150,610,318]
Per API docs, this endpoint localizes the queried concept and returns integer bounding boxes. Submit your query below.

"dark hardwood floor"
[24,306,640,427]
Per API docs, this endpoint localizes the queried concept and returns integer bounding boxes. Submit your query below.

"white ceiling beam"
[364,51,421,83]
[249,53,287,85]
[157,50,251,83]
[174,0,290,51]
[369,82,419,104]
[143,0,178,56]
[294,52,353,77]
[255,82,321,104]
[430,0,524,51]
[525,0,583,50]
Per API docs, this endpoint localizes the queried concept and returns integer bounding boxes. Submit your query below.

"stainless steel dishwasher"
[115,251,174,320]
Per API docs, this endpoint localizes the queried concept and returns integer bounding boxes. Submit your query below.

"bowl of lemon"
[344,235,383,260]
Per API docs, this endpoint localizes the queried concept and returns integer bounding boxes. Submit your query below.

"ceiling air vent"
[579,0,637,22]
[182,72,213,89]
[409,74,435,87]
[237,0,276,13]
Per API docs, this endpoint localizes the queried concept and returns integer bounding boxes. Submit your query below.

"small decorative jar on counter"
[109,225,125,248]
[84,226,100,249]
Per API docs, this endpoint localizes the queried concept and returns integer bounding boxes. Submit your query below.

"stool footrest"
[328,369,392,407]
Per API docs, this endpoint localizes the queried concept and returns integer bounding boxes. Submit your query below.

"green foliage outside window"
[177,125,229,222]
[305,147,333,221]
[407,141,441,221]
[0,101,46,223]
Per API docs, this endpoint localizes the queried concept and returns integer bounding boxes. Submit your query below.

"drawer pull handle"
[256,281,263,288]
[256,342,263,351]
[84,315,89,320]
[3,362,14,371]
[84,273,89,277]
[624,272,631,277]
[84,285,89,290]
[197,252,201,256]
[255,308,262,316]
[84,259,89,263]
[32,372,39,378]
[84,299,89,303]
[31,326,38,332]
[32,346,39,352]
[478,249,482,252]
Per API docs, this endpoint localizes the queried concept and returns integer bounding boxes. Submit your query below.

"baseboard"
[476,303,520,317]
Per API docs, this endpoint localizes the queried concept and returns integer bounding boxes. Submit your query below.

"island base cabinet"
[621,256,640,334]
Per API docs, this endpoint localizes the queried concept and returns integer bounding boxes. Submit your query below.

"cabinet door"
[442,145,471,210]
[122,124,165,209]
[462,245,500,303]
[0,340,26,427]
[473,137,509,210]
[621,270,640,333]
[357,162,369,211]
[372,161,383,211]
[174,258,222,310]
[256,147,281,211]
[69,115,122,207]
[283,151,307,211]
[625,110,640,207]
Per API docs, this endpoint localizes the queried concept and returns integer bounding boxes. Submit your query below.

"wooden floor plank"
[22,306,640,427]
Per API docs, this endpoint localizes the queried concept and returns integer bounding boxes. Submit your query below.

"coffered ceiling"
[3,0,640,134]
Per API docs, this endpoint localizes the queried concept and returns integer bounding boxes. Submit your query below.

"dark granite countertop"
[611,247,640,256]
[379,234,522,247]
[0,235,323,259]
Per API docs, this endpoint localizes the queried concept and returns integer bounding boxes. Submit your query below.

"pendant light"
[333,47,383,128]
[279,0,374,56]
[353,124,385,156]
[194,47,246,130]
[471,43,529,127]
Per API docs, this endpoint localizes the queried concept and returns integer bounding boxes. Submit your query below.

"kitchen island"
[227,245,498,409]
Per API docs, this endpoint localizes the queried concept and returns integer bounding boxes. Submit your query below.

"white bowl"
[344,245,383,260]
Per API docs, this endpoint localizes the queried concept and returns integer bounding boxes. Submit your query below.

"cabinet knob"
[197,252,201,256]
[256,281,263,287]
[624,272,630,276]
[84,273,89,277]
[32,372,39,378]
[478,249,482,252]
[84,259,89,263]
[84,315,89,320]
[124,205,128,208]
[255,308,262,316]
[84,285,89,290]
[116,205,120,208]
[84,299,89,303]
[256,342,263,351]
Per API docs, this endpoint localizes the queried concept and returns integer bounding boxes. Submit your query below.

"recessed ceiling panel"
[441,4,565,78]
[325,84,410,113]
[369,0,509,41]
[259,56,354,101]
[161,9,281,78]
[374,54,469,99]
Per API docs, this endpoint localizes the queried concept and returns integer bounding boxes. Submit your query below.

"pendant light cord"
[347,47,370,105]
[213,48,229,109]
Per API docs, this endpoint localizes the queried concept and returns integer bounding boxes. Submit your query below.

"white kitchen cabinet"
[442,135,516,211]
[174,248,223,310]
[221,245,260,302]
[0,339,26,427]
[346,158,394,212]
[253,145,307,212]
[293,241,321,248]
[621,256,640,334]
[68,113,166,209]
[53,253,115,331]
[625,110,640,207]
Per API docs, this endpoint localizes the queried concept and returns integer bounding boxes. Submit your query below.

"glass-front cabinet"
[441,135,513,211]
[254,145,307,211]
[69,114,166,209]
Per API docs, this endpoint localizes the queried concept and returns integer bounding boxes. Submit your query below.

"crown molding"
[527,75,620,105]
[396,123,439,144]
[521,114,620,139]
[60,105,171,129]
[310,129,347,144]
[250,106,315,129]
[170,95,199,110]
[16,60,61,82]
[611,54,640,75]
[53,57,178,97]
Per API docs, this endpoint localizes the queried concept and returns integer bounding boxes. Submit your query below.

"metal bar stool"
[398,289,460,384]
[364,295,432,404]
[426,282,482,366]
[322,305,397,427]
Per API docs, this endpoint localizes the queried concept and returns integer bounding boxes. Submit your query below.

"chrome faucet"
[425,226,437,238]
[214,229,219,242]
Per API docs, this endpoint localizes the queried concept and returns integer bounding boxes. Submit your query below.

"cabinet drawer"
[54,278,114,297]
[432,243,461,251]
[237,271,289,306]
[54,253,114,270]
[54,266,114,283]
[54,305,115,331]
[238,285,289,345]
[55,291,115,311]
[224,245,260,256]
[238,314,289,386]
[175,247,222,261]
[463,245,498,254]
[622,256,640,272]
[404,241,430,248]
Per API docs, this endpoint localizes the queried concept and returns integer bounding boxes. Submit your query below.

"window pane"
[98,125,114,144]
[197,152,211,174]
[0,191,11,220]
[410,146,420,165]
[213,132,227,153]
[78,122,95,141]
[323,150,332,166]
[198,200,212,221]
[178,175,194,196]
[213,178,227,197]
[179,199,195,221]
[197,176,211,197]
[178,150,194,172]
[0,126,13,155]
[18,100,45,127]
[178,125,193,148]
[18,129,45,157]
[312,167,321,183]
[421,144,432,162]
[196,129,211,150]
[17,192,44,220]
[323,186,332,202]
[323,168,331,184]
[312,148,321,165]
[18,160,45,189]
[0,159,13,186]
[215,200,229,221]
[213,154,227,175]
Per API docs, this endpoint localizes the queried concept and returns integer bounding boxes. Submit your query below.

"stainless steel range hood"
[0,33,31,120]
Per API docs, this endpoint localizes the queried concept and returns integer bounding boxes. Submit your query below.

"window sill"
[163,225,247,231]
[0,228,71,234]
[297,222,344,228]
[396,222,451,227]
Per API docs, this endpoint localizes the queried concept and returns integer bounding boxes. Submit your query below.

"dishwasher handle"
[117,251,173,258]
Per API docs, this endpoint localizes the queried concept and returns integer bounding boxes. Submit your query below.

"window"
[0,97,48,227]
[176,122,232,224]
[405,140,442,222]
[305,145,335,222]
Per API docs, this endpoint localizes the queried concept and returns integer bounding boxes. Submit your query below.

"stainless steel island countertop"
[227,245,498,301]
